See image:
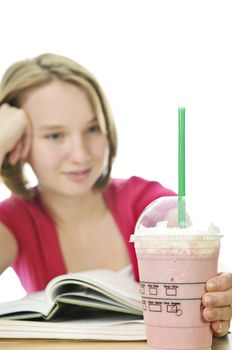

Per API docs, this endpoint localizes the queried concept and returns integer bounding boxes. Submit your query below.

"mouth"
[62,169,92,182]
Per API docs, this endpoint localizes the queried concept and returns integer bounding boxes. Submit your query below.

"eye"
[45,132,64,140]
[87,124,101,133]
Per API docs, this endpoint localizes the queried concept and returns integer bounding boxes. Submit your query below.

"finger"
[20,117,33,159]
[211,320,231,337]
[202,306,232,322]
[203,290,232,307]
[21,131,32,159]
[8,142,23,165]
[206,272,232,292]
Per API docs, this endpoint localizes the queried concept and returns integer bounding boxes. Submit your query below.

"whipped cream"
[132,222,221,239]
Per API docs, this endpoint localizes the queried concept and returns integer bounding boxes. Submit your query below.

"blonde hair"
[0,53,117,198]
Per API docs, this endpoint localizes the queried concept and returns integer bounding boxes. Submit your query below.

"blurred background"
[0,0,231,301]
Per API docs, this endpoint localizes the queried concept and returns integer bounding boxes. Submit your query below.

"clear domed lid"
[131,196,221,240]
[135,196,190,231]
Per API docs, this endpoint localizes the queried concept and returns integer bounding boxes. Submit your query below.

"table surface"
[0,333,231,350]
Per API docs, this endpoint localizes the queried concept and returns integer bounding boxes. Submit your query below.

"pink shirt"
[0,176,175,292]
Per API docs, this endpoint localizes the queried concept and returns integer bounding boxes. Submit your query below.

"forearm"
[0,104,29,172]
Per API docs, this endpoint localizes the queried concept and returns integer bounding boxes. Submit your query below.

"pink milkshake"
[130,197,222,350]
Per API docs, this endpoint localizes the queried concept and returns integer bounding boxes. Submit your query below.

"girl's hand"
[0,104,31,167]
[202,272,232,337]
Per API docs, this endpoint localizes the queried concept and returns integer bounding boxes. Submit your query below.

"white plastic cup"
[130,232,222,350]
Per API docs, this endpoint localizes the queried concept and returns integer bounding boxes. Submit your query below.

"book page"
[0,291,54,319]
[0,268,142,321]
[0,314,146,340]
[46,269,142,312]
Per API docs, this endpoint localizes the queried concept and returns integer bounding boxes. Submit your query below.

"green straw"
[178,107,186,228]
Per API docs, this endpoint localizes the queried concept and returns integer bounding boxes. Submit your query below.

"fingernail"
[207,281,217,290]
[205,310,214,321]
[204,296,216,306]
[214,321,224,333]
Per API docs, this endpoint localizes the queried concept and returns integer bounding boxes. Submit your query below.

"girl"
[0,53,231,336]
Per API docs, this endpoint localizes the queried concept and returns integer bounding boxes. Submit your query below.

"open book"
[0,268,146,340]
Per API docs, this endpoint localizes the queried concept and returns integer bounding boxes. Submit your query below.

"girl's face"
[21,80,109,197]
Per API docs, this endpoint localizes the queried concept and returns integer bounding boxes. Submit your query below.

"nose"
[66,135,91,163]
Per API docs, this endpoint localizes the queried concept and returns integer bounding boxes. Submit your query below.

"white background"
[0,0,231,301]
